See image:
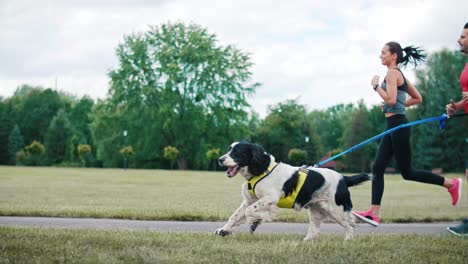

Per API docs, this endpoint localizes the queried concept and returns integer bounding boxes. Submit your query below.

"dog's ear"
[249,144,271,175]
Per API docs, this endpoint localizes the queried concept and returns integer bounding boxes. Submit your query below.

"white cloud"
[1,0,467,117]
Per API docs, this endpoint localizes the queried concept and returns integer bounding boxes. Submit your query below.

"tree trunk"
[177,158,187,170]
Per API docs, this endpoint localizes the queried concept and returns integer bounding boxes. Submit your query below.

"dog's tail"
[343,173,371,187]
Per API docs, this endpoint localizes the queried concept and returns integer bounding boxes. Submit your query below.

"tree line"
[0,22,466,172]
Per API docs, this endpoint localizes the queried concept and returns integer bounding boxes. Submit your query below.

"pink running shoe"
[352,210,380,227]
[448,178,463,206]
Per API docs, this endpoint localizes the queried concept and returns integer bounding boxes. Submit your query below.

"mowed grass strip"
[0,227,467,264]
[0,166,466,222]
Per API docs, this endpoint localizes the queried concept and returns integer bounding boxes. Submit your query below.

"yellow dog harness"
[247,163,308,208]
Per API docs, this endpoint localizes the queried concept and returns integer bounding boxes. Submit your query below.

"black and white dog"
[215,141,370,241]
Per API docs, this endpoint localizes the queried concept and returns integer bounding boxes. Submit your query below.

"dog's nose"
[218,157,225,165]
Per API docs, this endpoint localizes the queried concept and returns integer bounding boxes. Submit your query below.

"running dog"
[215,141,370,241]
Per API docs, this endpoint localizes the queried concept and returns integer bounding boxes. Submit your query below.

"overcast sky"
[1,0,467,117]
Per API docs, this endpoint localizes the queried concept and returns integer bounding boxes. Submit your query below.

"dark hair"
[385,41,427,68]
[464,22,468,29]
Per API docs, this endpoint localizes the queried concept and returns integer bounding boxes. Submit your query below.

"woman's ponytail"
[385,41,427,69]
[400,46,426,68]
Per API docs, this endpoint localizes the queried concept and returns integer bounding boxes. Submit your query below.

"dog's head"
[218,141,272,178]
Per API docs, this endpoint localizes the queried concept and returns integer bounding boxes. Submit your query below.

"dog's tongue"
[227,165,238,176]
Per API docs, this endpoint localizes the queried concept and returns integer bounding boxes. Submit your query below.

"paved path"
[0,216,456,236]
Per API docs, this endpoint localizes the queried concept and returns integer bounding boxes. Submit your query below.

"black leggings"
[371,114,445,205]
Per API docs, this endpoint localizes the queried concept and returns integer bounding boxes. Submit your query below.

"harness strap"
[277,169,308,208]
[247,162,278,197]
[247,164,310,209]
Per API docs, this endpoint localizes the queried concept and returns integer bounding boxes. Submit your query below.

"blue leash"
[314,114,450,167]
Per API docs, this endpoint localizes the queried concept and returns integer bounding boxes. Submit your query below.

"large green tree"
[90,101,127,168]
[0,101,15,164]
[44,109,74,165]
[367,104,386,139]
[308,103,356,155]
[254,99,322,164]
[93,22,259,169]
[342,102,375,172]
[67,96,95,162]
[13,86,66,145]
[8,124,24,165]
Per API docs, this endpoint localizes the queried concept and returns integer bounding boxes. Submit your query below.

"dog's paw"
[344,233,354,241]
[303,233,319,241]
[214,228,231,237]
[303,235,317,241]
[249,221,260,234]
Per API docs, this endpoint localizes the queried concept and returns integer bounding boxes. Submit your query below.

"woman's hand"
[462,91,468,102]
[371,75,380,86]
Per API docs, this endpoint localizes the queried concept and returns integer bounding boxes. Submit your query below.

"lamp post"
[123,130,128,170]
[304,136,310,165]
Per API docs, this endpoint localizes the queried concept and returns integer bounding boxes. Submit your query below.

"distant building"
[318,152,336,170]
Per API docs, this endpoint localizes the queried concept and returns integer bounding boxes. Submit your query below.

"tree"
[254,99,321,164]
[95,21,259,169]
[13,87,66,145]
[308,103,356,156]
[67,96,95,161]
[8,125,24,165]
[0,101,15,164]
[44,109,74,165]
[367,104,386,139]
[341,102,374,172]
[89,101,127,168]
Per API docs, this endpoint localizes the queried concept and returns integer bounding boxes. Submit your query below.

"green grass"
[0,166,466,222]
[1,227,467,264]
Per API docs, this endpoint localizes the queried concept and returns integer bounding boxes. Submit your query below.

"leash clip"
[439,113,448,130]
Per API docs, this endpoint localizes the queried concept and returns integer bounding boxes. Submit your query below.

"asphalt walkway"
[0,216,457,236]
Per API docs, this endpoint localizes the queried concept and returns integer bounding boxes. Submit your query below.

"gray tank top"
[381,69,408,114]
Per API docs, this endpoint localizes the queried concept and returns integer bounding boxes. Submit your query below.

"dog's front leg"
[245,196,279,233]
[215,201,249,237]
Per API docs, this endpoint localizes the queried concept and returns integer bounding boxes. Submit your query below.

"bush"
[77,144,92,167]
[163,146,179,169]
[288,148,307,166]
[119,145,135,169]
[16,141,46,166]
[206,148,220,160]
[163,146,179,161]
[119,146,135,157]
[206,148,221,171]
[77,144,91,155]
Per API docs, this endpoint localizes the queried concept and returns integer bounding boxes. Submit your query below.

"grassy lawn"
[1,227,467,264]
[0,166,466,223]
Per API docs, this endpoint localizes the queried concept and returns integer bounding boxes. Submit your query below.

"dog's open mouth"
[226,165,240,177]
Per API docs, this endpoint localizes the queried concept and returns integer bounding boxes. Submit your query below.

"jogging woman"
[353,41,462,227]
